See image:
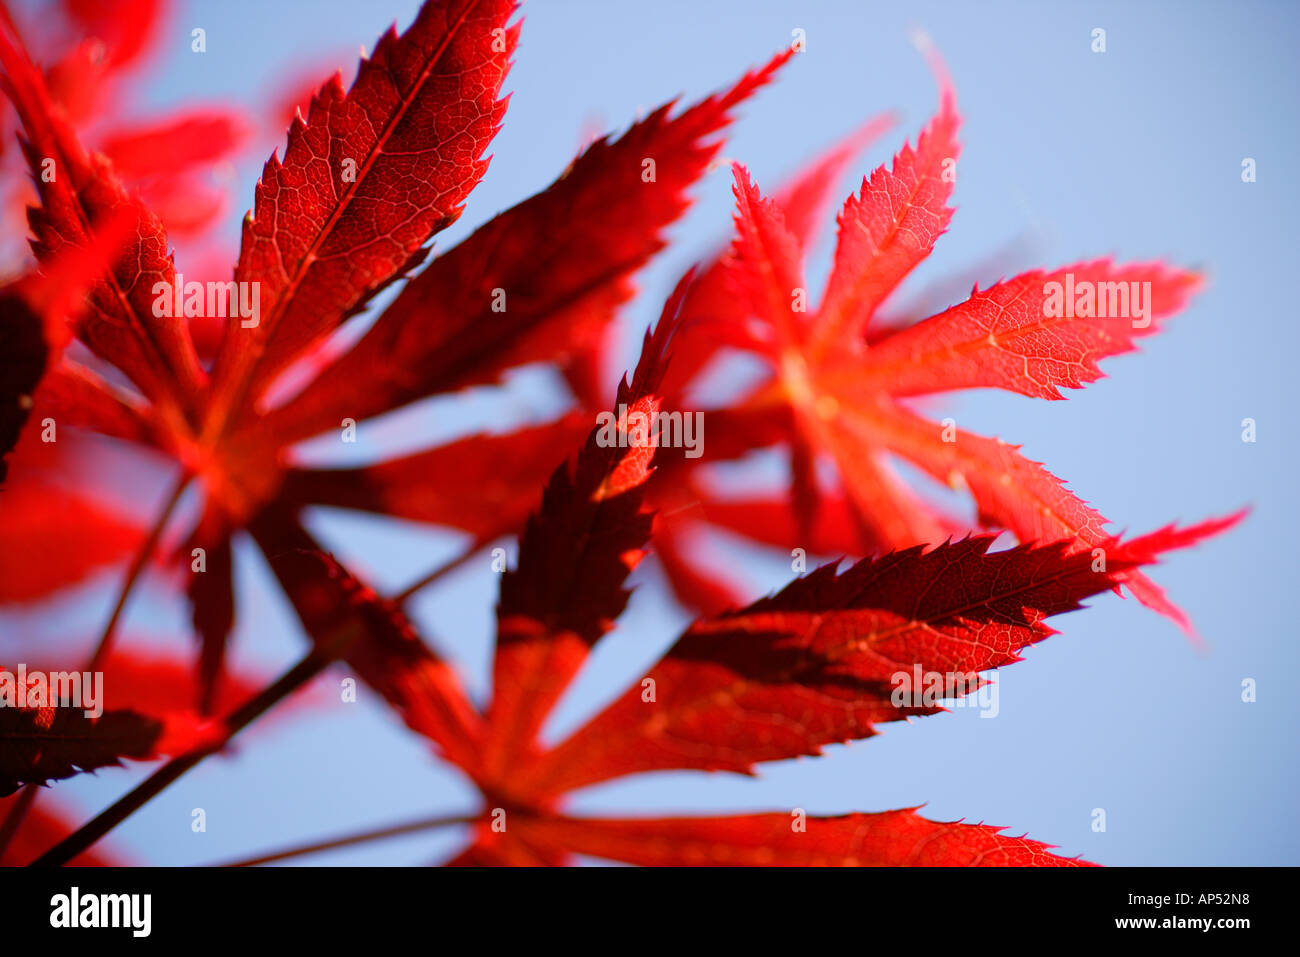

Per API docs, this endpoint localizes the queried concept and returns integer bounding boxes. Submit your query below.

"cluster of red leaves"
[0,0,1237,866]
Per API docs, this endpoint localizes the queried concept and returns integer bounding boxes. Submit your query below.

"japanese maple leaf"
[640,71,1215,631]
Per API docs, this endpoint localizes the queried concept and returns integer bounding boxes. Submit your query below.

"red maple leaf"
[0,1,1238,867]
[634,78,1217,633]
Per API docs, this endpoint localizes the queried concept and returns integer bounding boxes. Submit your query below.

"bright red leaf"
[206,0,519,425]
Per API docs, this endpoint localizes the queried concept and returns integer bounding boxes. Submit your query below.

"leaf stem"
[213,812,480,867]
[89,470,191,671]
[28,620,361,867]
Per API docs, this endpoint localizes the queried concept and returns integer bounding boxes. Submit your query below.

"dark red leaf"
[0,289,47,483]
[0,697,162,796]
[518,527,1226,797]
[480,277,689,788]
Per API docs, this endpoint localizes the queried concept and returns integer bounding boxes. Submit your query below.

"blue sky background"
[4,0,1297,866]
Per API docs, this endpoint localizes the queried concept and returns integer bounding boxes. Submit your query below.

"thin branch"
[89,470,191,670]
[213,812,481,867]
[392,529,508,605]
[28,620,361,867]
